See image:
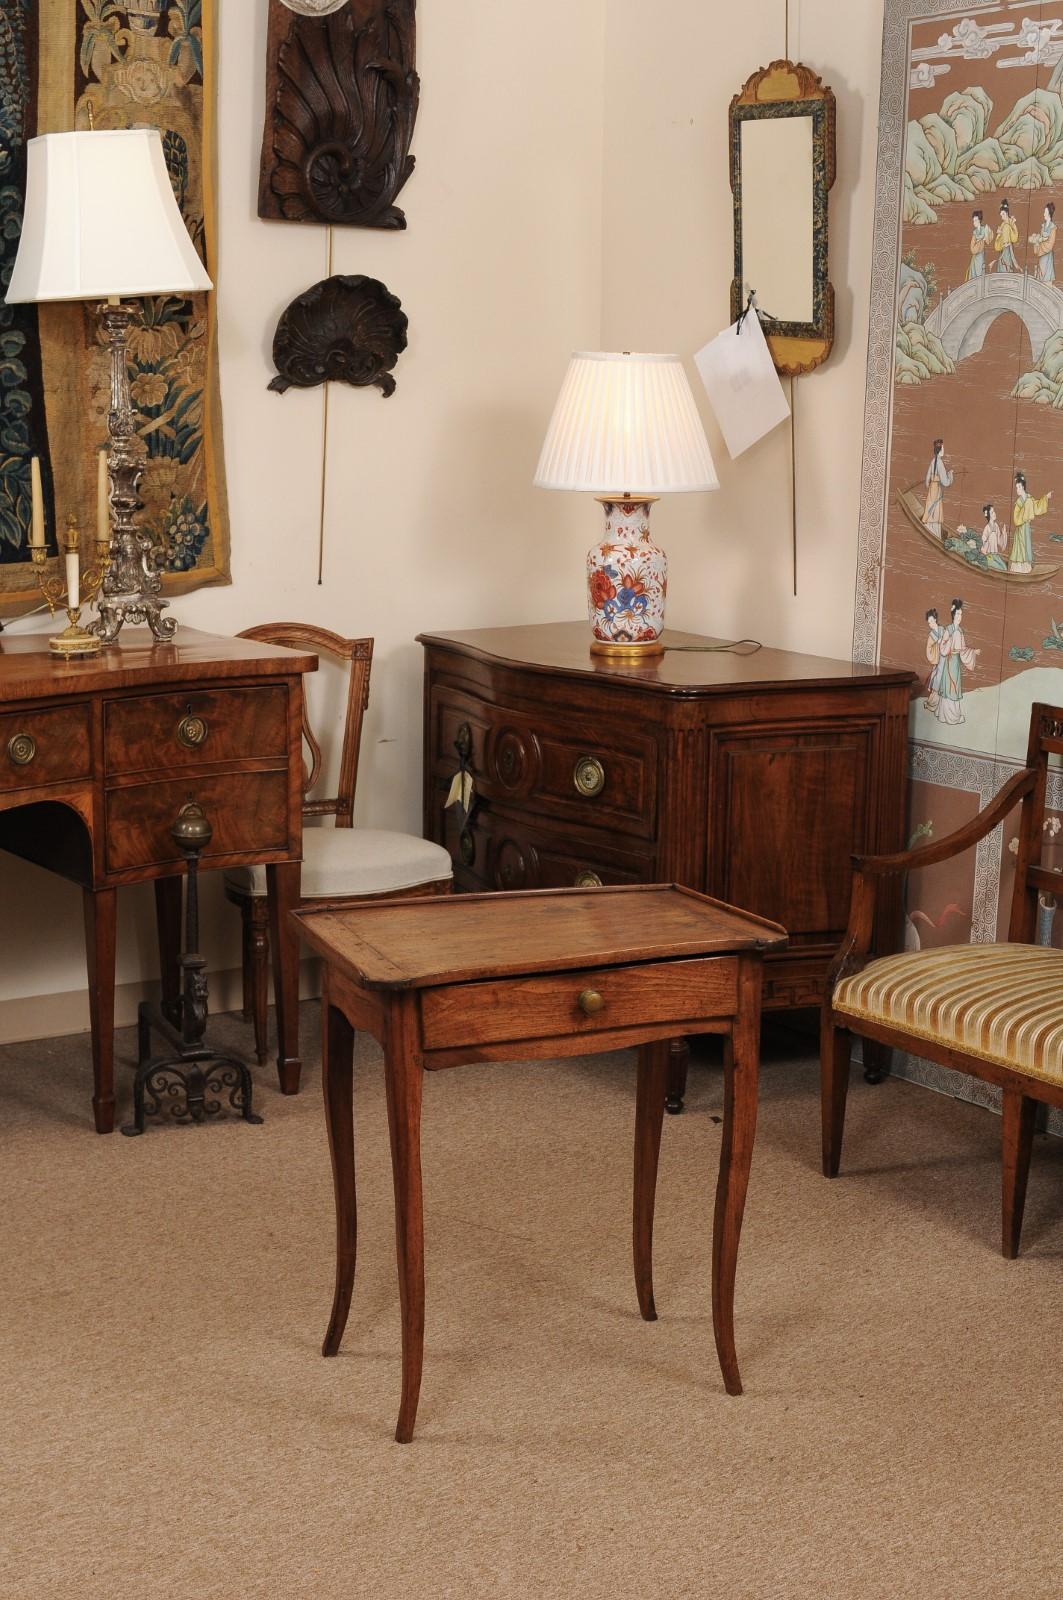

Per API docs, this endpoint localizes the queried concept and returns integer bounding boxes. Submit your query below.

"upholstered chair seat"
[834,944,1063,1084]
[225,828,453,902]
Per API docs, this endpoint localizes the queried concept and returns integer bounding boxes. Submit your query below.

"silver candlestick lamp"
[6,129,212,643]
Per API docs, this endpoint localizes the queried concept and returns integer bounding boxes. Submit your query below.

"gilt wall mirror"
[729,60,836,376]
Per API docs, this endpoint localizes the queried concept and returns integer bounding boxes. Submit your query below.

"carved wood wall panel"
[258,0,419,230]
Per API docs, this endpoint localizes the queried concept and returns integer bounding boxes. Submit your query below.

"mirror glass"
[739,115,814,323]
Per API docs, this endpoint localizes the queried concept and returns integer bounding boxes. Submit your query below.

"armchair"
[822,702,1062,1257]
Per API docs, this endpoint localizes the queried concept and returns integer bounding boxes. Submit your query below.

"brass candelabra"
[33,514,110,658]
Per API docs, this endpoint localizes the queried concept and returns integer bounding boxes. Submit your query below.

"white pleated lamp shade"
[534,351,718,496]
[5,129,212,304]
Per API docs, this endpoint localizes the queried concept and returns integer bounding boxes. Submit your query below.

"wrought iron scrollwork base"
[123,1022,262,1136]
[122,802,263,1137]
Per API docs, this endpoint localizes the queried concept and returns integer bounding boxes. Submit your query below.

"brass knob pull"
[177,711,209,750]
[573,755,605,797]
[6,732,36,766]
[574,869,603,888]
[577,988,605,1015]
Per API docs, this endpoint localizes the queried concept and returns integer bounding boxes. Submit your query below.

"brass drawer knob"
[574,869,603,888]
[6,732,36,766]
[577,988,605,1015]
[573,755,605,797]
[177,711,209,750]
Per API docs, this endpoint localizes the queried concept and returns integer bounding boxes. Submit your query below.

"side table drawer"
[104,685,288,775]
[105,770,290,871]
[0,703,91,794]
[421,956,738,1050]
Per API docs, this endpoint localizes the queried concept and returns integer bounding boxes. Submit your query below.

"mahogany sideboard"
[419,623,916,1093]
[0,628,317,1131]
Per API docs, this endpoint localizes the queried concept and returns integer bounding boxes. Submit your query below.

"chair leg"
[821,1015,852,1179]
[248,897,271,1066]
[1001,1088,1037,1260]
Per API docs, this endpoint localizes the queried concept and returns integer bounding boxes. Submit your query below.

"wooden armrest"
[852,768,1036,877]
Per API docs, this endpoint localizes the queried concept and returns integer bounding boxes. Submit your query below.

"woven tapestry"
[0,0,229,617]
[857,1,1063,1102]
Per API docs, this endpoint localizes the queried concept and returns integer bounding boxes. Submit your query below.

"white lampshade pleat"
[5,129,211,304]
[534,352,718,495]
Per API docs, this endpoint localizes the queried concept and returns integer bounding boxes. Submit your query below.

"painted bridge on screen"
[923,271,1063,363]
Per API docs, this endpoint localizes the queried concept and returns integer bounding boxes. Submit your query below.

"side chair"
[822,701,1063,1257]
[224,624,453,1063]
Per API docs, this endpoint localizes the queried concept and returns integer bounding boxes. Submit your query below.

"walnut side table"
[296,884,787,1442]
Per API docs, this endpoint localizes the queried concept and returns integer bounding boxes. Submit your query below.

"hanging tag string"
[736,288,779,335]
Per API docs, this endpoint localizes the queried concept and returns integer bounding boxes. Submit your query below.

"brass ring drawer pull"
[574,869,602,888]
[176,711,209,750]
[577,988,605,1015]
[573,755,605,797]
[7,732,36,766]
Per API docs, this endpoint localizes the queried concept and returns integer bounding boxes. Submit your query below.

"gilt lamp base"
[587,497,667,657]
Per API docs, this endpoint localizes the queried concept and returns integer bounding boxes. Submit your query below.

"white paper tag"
[445,771,476,814]
[694,310,791,459]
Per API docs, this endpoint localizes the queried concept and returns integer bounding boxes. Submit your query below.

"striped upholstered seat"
[834,944,1063,1085]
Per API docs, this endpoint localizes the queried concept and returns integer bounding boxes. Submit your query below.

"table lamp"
[534,351,718,658]
[6,128,212,644]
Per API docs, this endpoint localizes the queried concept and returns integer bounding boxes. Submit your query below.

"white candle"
[65,549,80,611]
[96,448,110,545]
[29,456,45,547]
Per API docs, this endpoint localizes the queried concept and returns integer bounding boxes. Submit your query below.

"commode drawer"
[0,703,91,794]
[430,688,658,840]
[440,792,656,891]
[104,685,288,775]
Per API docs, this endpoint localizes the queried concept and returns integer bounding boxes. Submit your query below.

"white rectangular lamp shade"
[534,351,718,495]
[5,129,211,304]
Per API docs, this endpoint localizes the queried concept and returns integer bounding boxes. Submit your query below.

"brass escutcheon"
[459,827,476,867]
[177,710,209,750]
[577,988,605,1015]
[454,721,473,762]
[573,755,605,797]
[574,869,602,888]
[6,732,36,766]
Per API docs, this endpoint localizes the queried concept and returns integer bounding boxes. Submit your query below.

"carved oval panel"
[493,837,540,891]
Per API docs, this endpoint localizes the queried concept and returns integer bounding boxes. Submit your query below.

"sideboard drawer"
[421,956,739,1051]
[104,685,288,775]
[105,770,290,872]
[0,703,91,793]
[430,688,658,840]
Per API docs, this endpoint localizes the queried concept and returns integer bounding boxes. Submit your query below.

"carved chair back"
[1009,702,1063,943]
[238,623,373,830]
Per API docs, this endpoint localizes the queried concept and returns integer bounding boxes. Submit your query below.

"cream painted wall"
[601,0,885,663]
[0,0,607,1022]
[1,0,890,1033]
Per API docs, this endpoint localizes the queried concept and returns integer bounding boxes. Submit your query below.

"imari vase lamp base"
[588,495,666,658]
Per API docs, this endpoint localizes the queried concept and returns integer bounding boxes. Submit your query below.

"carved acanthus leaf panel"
[259,0,419,230]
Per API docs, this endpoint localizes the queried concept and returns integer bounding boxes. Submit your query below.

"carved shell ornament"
[264,0,419,230]
[279,1,348,13]
[268,274,408,396]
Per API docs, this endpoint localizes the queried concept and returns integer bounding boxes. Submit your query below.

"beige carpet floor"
[3,1009,1063,1599]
